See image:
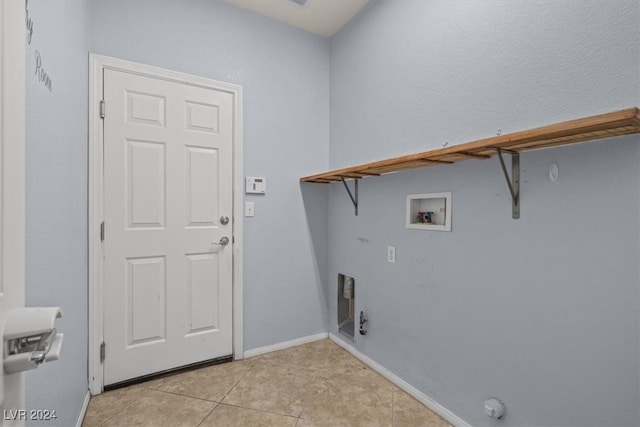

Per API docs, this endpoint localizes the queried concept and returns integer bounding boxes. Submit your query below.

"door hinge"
[100,342,106,363]
[100,221,105,242]
[100,100,105,119]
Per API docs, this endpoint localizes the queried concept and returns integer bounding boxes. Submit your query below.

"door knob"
[220,216,230,225]
[213,236,230,247]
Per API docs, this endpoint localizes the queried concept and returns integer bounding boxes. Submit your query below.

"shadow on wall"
[300,183,330,328]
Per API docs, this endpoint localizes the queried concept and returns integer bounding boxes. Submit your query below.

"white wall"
[329,1,640,426]
[25,1,90,426]
[89,0,330,351]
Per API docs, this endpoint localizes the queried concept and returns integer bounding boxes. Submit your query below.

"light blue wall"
[23,1,640,426]
[328,1,640,426]
[89,0,330,350]
[25,0,90,426]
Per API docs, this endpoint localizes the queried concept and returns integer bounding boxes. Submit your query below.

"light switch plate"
[245,201,255,217]
[246,177,266,194]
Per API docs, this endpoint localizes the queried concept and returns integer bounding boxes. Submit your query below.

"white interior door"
[103,69,234,385]
[0,0,26,418]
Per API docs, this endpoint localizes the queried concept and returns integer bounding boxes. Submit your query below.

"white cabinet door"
[103,69,233,385]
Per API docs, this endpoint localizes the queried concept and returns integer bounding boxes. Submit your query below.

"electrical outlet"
[387,246,396,263]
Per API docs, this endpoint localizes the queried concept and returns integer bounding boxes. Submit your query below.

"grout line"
[149,388,222,404]
[141,356,263,405]
[297,409,305,424]
[196,402,219,427]
[218,356,263,402]
[215,402,299,420]
[141,381,162,391]
[97,386,152,424]
[99,340,402,425]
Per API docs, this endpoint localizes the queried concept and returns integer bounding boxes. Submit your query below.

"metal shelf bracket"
[341,177,358,216]
[494,148,520,219]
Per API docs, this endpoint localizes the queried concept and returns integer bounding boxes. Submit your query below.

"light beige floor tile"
[83,340,452,427]
[222,359,330,417]
[299,369,394,427]
[200,403,298,426]
[261,339,365,374]
[392,390,452,427]
[301,397,392,427]
[146,359,255,402]
[81,414,106,427]
[332,364,397,393]
[104,389,216,427]
[82,385,149,424]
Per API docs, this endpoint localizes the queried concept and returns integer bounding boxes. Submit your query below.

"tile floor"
[82,339,451,427]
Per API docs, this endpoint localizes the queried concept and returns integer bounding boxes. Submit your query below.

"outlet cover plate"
[387,246,396,263]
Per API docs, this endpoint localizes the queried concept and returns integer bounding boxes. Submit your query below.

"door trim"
[1,0,26,411]
[88,54,244,394]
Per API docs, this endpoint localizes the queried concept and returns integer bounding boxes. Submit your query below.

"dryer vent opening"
[337,274,355,341]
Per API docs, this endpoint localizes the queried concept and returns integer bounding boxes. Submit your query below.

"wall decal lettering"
[25,0,34,44]
[34,51,53,92]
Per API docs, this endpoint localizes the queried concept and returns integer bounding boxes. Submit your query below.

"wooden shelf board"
[301,107,640,183]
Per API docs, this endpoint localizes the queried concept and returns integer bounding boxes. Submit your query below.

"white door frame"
[1,0,26,413]
[88,54,243,395]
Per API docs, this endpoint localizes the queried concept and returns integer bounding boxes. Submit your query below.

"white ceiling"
[223,0,369,38]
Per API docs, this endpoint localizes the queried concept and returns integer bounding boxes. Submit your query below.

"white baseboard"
[329,333,470,427]
[75,390,91,427]
[243,332,329,358]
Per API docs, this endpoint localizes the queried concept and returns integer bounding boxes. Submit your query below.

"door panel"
[186,253,219,334]
[127,256,166,346]
[186,147,218,227]
[126,91,166,127]
[103,69,233,385]
[127,140,166,228]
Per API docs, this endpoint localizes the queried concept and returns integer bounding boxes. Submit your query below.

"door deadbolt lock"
[213,236,230,247]
[220,216,230,225]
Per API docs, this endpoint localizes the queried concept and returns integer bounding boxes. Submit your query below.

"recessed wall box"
[245,177,266,194]
[406,192,452,231]
[337,274,355,341]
